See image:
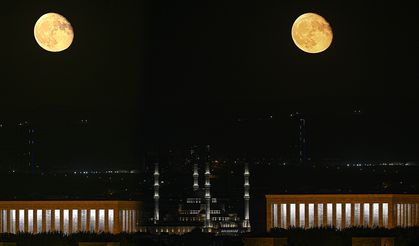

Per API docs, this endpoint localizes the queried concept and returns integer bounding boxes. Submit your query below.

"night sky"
[1,0,419,168]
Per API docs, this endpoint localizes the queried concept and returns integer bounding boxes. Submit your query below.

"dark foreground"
[0,228,419,246]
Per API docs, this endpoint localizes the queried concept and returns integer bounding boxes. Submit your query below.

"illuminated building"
[0,201,142,234]
[266,194,419,231]
[139,146,250,235]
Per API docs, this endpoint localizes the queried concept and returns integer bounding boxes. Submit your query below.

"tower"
[204,145,212,231]
[243,162,251,231]
[17,121,36,172]
[191,148,199,191]
[298,117,307,163]
[153,162,160,224]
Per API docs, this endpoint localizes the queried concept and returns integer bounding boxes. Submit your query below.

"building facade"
[0,201,142,234]
[266,194,419,231]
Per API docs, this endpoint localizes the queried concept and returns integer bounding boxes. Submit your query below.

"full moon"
[34,13,74,52]
[291,13,333,54]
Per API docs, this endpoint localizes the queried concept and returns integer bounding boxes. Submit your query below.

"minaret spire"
[191,148,199,191]
[204,145,212,231]
[153,162,160,224]
[243,162,251,231]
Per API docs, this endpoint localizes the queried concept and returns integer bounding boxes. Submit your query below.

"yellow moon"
[291,13,333,54]
[34,13,74,52]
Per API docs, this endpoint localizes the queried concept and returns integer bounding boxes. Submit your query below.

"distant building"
[0,200,142,234]
[290,113,308,163]
[266,194,419,231]
[139,146,250,235]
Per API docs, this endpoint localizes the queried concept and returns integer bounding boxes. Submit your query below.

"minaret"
[153,162,160,224]
[243,162,251,231]
[204,145,212,231]
[191,149,199,191]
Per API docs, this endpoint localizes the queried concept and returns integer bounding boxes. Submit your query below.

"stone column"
[78,210,82,232]
[266,201,272,231]
[296,204,300,228]
[69,209,73,233]
[15,210,20,233]
[332,203,336,228]
[51,209,55,232]
[369,203,373,227]
[60,209,64,233]
[42,209,46,232]
[114,208,120,233]
[24,209,28,232]
[323,204,327,227]
[360,203,364,227]
[314,203,318,227]
[342,203,346,228]
[351,203,355,226]
[388,203,394,228]
[86,209,91,232]
[95,209,99,232]
[0,209,2,233]
[379,203,383,227]
[105,209,109,232]
[33,210,38,234]
[305,203,309,228]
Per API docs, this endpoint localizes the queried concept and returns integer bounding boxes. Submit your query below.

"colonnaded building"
[0,201,141,234]
[266,194,419,231]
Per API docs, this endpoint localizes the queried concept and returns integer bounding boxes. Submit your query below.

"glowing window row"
[0,209,114,234]
[272,203,389,229]
[396,203,419,227]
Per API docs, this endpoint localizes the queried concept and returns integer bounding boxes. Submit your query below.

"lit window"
[10,210,16,234]
[54,209,60,232]
[318,204,324,227]
[19,210,25,232]
[308,204,314,228]
[345,204,351,228]
[372,203,379,227]
[272,204,278,228]
[2,210,7,233]
[98,209,105,232]
[28,210,34,233]
[327,204,333,227]
[90,209,96,232]
[290,204,296,227]
[36,210,42,233]
[408,204,413,227]
[363,204,370,226]
[81,210,87,231]
[121,210,126,232]
[72,209,78,233]
[354,204,361,226]
[336,204,342,229]
[383,203,388,227]
[299,204,305,228]
[45,210,52,232]
[63,210,69,234]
